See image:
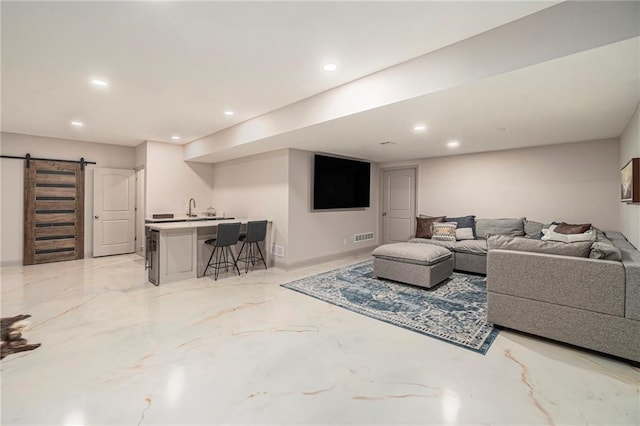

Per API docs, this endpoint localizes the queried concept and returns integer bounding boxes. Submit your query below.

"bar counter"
[146,218,271,285]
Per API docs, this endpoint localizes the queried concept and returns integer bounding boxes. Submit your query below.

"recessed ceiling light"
[90,78,109,88]
[171,135,180,141]
[413,125,426,132]
[323,63,338,72]
[70,120,84,127]
[447,141,460,148]
[224,110,235,116]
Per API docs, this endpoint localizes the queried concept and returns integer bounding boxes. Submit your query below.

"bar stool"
[203,222,241,280]
[234,220,268,273]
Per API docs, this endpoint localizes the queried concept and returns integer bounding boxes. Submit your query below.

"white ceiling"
[218,37,638,164]
[2,1,638,164]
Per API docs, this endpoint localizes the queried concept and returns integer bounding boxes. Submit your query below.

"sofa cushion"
[445,215,476,240]
[554,222,592,234]
[455,239,488,255]
[487,234,592,258]
[605,231,637,250]
[542,224,596,243]
[475,218,525,239]
[409,238,456,251]
[415,216,445,239]
[432,222,457,242]
[371,242,452,266]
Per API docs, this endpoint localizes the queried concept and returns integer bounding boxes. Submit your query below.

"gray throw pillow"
[475,218,525,239]
[589,242,623,261]
[487,234,592,258]
[524,220,545,238]
[445,215,476,239]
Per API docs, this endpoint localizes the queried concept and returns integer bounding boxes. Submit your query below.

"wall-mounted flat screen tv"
[313,154,370,210]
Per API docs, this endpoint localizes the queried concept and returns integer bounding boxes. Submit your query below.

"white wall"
[135,142,147,170]
[210,149,289,264]
[0,132,135,264]
[287,149,379,268]
[382,139,620,231]
[145,141,213,216]
[620,102,640,248]
[210,148,379,268]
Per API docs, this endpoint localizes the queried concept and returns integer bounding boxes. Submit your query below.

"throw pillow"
[554,222,592,234]
[589,241,623,261]
[487,234,592,258]
[456,228,475,240]
[432,222,457,242]
[445,215,476,239]
[415,216,445,239]
[542,224,596,243]
[475,218,525,239]
[524,220,545,239]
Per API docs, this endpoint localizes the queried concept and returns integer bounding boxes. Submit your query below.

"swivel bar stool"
[203,222,241,280]
[234,220,268,273]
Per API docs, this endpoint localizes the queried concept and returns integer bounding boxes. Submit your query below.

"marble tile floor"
[1,253,638,426]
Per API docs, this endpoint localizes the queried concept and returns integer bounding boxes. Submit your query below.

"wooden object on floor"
[23,160,85,265]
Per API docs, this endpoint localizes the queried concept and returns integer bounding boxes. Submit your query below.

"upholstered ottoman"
[371,242,453,288]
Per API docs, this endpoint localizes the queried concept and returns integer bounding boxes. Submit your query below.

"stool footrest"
[235,241,267,273]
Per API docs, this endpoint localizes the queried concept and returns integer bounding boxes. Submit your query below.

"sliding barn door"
[23,160,84,265]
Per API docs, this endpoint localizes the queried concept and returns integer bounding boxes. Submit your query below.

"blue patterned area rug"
[281,260,498,354]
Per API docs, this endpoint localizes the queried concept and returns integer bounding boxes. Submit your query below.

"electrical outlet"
[343,238,347,245]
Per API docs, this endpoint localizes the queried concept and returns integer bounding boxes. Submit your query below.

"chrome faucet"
[188,198,196,217]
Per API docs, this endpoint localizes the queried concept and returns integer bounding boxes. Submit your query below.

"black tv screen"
[313,154,370,210]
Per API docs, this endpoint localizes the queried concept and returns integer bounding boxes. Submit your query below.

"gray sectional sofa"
[410,217,536,275]
[408,216,640,363]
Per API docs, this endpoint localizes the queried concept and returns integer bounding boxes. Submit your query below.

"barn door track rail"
[1,154,96,170]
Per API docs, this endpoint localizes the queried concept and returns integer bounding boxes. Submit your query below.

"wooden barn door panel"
[23,160,84,265]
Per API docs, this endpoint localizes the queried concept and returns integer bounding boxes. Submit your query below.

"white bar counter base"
[146,218,271,285]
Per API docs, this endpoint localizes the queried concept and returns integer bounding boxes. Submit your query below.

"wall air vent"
[354,232,374,243]
[271,244,285,257]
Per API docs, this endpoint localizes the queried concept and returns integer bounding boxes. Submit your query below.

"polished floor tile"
[1,253,639,425]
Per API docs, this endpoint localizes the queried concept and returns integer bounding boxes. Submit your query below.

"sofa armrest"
[487,249,625,316]
[614,237,640,320]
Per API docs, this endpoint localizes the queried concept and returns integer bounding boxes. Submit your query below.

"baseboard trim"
[274,245,375,271]
[0,259,23,268]
[2,250,95,267]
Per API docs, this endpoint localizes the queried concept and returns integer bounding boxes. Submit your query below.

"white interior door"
[93,168,135,257]
[382,168,416,244]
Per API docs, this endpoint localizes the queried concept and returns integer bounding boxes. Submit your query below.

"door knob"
[382,212,387,216]
[94,216,99,219]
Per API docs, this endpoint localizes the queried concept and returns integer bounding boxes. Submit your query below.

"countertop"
[145,215,230,223]
[146,218,248,231]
